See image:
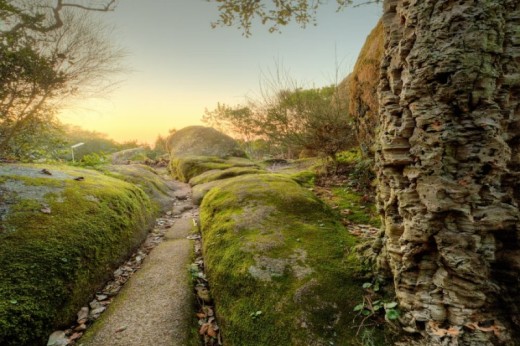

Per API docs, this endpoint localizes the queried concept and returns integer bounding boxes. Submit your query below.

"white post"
[71,143,84,163]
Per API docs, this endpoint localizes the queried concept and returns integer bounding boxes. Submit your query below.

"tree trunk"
[376,0,520,344]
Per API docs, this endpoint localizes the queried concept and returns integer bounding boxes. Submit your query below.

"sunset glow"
[58,0,381,144]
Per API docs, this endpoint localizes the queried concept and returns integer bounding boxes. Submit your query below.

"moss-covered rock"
[0,164,155,346]
[109,147,148,164]
[99,164,174,212]
[200,174,380,345]
[189,166,265,186]
[167,126,245,159]
[170,156,256,183]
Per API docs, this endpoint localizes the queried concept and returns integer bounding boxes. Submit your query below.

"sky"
[58,0,382,145]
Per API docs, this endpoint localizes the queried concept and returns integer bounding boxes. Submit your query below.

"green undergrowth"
[170,156,257,182]
[0,164,155,345]
[330,187,380,227]
[200,174,388,345]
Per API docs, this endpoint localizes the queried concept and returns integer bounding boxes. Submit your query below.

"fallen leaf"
[207,325,218,337]
[115,326,127,333]
[199,323,209,335]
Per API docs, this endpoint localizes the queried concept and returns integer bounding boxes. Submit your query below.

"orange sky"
[58,1,381,145]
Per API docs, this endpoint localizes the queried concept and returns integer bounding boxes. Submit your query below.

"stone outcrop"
[0,164,155,345]
[375,1,520,344]
[341,20,384,155]
[167,126,245,159]
[199,174,379,345]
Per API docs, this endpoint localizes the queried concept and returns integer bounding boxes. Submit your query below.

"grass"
[0,164,155,345]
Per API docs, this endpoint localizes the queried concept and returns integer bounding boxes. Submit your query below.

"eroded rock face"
[376,1,520,344]
[167,126,245,159]
[344,20,384,155]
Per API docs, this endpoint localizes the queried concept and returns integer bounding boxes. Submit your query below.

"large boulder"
[109,147,148,164]
[167,126,250,182]
[199,174,384,345]
[167,126,245,159]
[0,164,155,345]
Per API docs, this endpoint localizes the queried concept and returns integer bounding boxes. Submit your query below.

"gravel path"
[80,180,197,346]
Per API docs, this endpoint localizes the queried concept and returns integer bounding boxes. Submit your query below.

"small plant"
[78,152,107,167]
[353,280,400,336]
[249,310,263,319]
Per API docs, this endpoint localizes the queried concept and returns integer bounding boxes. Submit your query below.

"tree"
[209,0,520,344]
[203,85,356,160]
[255,85,355,160]
[0,0,123,159]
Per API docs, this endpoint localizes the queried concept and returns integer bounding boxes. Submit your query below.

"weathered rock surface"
[170,155,256,183]
[376,1,520,344]
[109,147,147,164]
[342,20,384,155]
[188,166,265,186]
[0,164,155,346]
[167,126,245,159]
[101,164,175,212]
[200,174,374,345]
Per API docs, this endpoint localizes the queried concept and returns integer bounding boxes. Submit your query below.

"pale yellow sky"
[57,1,381,145]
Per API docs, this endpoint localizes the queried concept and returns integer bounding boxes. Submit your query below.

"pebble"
[47,331,68,346]
[89,306,106,319]
[74,324,87,332]
[77,307,89,323]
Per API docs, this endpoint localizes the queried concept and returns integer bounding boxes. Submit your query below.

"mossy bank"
[199,174,386,345]
[0,164,155,346]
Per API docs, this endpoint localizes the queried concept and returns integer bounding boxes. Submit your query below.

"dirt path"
[80,180,197,346]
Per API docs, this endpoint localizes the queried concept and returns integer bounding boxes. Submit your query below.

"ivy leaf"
[362,282,372,289]
[10,300,18,305]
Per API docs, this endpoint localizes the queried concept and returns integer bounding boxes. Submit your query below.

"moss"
[170,156,257,182]
[287,170,316,187]
[189,166,266,186]
[98,164,172,212]
[0,164,155,346]
[200,174,386,345]
[328,187,381,227]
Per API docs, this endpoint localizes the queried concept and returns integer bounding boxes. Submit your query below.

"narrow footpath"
[80,180,197,346]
